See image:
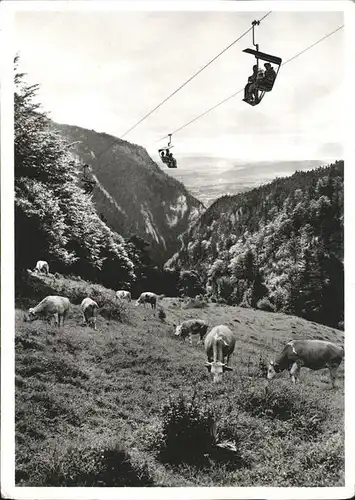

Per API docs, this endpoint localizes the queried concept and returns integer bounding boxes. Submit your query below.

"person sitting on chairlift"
[166,150,177,168]
[259,62,276,89]
[248,66,266,103]
[160,150,167,163]
[244,65,258,102]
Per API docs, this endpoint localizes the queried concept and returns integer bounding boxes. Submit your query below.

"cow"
[174,319,208,345]
[81,297,99,330]
[34,260,49,275]
[267,339,344,388]
[135,292,159,310]
[116,290,131,302]
[204,325,237,383]
[28,295,70,327]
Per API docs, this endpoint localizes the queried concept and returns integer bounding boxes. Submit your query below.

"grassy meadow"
[15,274,345,487]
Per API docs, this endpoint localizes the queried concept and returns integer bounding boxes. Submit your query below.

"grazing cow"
[81,297,99,330]
[267,339,344,388]
[116,290,131,302]
[205,325,237,383]
[28,295,70,327]
[34,260,49,275]
[135,292,158,310]
[174,319,208,345]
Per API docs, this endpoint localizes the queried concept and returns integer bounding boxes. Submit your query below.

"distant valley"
[163,157,329,206]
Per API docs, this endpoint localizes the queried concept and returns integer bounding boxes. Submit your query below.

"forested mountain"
[52,123,204,263]
[166,162,344,328]
[15,61,136,291]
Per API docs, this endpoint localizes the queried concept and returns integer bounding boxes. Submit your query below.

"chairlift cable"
[119,11,271,140]
[154,24,344,143]
[90,11,272,165]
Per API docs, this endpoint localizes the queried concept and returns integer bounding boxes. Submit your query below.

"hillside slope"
[166,161,344,328]
[16,276,344,487]
[52,122,204,263]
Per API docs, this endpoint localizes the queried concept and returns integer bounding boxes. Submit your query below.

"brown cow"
[268,339,344,388]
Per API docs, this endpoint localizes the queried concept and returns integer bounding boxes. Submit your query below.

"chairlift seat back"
[243,48,282,66]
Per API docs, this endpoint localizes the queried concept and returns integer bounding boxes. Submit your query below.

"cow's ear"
[223,365,233,372]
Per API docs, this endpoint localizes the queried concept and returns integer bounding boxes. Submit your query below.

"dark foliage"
[158,394,216,465]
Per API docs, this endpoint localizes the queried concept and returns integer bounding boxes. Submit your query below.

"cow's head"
[267,360,280,380]
[27,308,37,322]
[174,324,182,337]
[88,317,97,330]
[205,361,233,383]
[135,299,141,307]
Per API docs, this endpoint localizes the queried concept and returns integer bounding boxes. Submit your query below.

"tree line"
[167,162,344,328]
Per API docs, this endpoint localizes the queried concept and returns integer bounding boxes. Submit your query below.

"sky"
[13,2,345,170]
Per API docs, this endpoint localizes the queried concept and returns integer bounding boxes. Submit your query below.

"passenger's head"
[253,65,258,71]
[264,63,272,70]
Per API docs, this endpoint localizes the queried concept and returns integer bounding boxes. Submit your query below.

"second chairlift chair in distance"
[243,20,282,106]
[158,134,178,168]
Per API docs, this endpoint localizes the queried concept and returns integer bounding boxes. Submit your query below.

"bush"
[157,393,216,464]
[257,298,275,312]
[183,296,209,309]
[98,296,129,322]
[16,442,153,486]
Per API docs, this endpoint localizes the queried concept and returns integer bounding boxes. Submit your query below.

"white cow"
[116,290,131,302]
[205,325,237,383]
[28,295,70,327]
[81,297,99,330]
[174,319,208,345]
[135,292,158,310]
[34,260,49,275]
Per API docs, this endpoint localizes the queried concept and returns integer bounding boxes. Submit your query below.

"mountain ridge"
[52,122,205,263]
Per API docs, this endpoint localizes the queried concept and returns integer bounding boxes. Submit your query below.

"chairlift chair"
[243,20,282,106]
[81,163,96,193]
[158,134,178,168]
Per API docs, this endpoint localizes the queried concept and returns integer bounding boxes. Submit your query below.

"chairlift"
[158,133,178,168]
[81,163,96,194]
[242,20,282,106]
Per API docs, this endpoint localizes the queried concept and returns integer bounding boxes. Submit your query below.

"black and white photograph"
[1,0,354,498]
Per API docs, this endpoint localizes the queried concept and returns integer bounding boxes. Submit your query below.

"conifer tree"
[14,56,135,289]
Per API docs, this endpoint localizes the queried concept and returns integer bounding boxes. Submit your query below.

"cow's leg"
[329,365,338,388]
[290,362,300,384]
[53,312,59,327]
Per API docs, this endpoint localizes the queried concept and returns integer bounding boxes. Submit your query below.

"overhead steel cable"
[119,11,271,140]
[155,24,344,144]
[91,11,272,163]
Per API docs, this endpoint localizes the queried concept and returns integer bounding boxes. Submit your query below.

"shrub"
[157,393,216,464]
[257,298,275,312]
[98,296,129,322]
[183,296,209,309]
